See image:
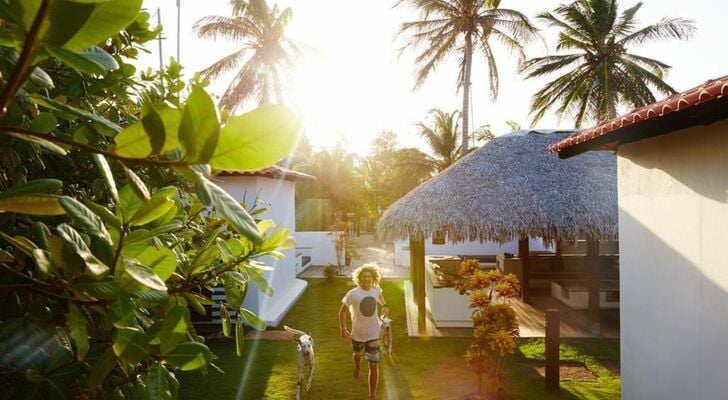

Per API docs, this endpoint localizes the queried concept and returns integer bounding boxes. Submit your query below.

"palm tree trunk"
[461,32,473,158]
[273,67,284,104]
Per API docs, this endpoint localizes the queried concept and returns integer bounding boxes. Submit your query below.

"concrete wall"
[617,119,728,400]
[216,176,306,327]
[393,237,550,267]
[294,231,338,266]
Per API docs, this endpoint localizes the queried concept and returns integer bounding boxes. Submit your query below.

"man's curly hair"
[352,263,381,287]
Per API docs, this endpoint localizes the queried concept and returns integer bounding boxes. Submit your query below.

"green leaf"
[112,327,149,365]
[215,237,234,263]
[122,165,150,202]
[31,249,54,278]
[122,244,176,282]
[29,95,121,133]
[178,86,219,163]
[132,290,168,303]
[240,308,266,331]
[235,317,244,357]
[0,179,62,200]
[29,112,58,133]
[0,249,14,262]
[163,342,211,371]
[82,200,121,230]
[57,224,109,277]
[60,196,112,244]
[45,44,112,75]
[245,263,273,296]
[220,305,231,337]
[0,232,38,256]
[29,66,55,89]
[223,274,245,311]
[210,105,300,171]
[4,130,68,155]
[88,347,117,388]
[91,154,118,201]
[130,197,174,226]
[123,258,167,291]
[145,363,172,400]
[159,306,190,355]
[117,184,144,222]
[109,294,135,328]
[42,0,143,52]
[114,102,182,158]
[197,175,262,244]
[261,228,292,252]
[73,279,120,300]
[0,194,66,215]
[66,303,89,360]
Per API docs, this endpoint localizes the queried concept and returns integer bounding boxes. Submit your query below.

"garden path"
[297,234,409,278]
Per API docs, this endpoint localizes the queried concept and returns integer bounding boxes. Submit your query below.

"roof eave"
[557,96,728,159]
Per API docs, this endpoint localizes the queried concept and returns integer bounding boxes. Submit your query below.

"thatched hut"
[377,129,617,333]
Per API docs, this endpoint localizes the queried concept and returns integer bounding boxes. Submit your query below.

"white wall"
[393,237,550,267]
[294,231,338,266]
[618,120,728,400]
[215,176,306,327]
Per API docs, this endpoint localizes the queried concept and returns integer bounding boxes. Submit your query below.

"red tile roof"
[216,165,316,182]
[548,75,728,153]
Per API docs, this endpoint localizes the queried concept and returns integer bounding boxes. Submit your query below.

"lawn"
[179,279,620,399]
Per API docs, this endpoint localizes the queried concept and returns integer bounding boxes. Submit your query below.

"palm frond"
[618,17,696,45]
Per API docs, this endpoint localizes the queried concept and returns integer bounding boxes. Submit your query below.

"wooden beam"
[545,309,561,392]
[409,238,418,300]
[409,238,426,333]
[586,239,601,335]
[519,238,530,303]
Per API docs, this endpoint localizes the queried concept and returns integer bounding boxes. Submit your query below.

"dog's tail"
[284,325,308,337]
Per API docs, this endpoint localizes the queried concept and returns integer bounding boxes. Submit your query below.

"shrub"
[322,264,338,281]
[0,2,299,398]
[455,259,521,399]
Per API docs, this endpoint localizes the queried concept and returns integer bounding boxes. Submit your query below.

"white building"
[216,166,315,327]
[550,75,728,400]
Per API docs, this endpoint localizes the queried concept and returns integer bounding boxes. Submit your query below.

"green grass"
[179,279,620,399]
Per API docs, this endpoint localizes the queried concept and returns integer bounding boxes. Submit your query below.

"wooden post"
[545,309,560,392]
[409,238,418,301]
[409,238,426,333]
[586,239,601,335]
[518,238,530,303]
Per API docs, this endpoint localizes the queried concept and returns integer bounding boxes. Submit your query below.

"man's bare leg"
[353,353,361,379]
[368,361,378,400]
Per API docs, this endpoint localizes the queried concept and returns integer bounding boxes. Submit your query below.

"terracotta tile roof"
[548,75,728,153]
[216,165,316,182]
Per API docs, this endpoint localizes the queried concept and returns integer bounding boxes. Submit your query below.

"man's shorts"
[351,339,380,363]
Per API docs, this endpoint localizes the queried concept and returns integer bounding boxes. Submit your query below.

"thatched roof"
[377,130,617,243]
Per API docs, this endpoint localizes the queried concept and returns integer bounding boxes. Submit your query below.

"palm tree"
[522,0,695,127]
[194,0,303,110]
[397,0,537,157]
[416,109,462,172]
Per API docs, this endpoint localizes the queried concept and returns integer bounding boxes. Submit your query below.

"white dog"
[379,316,393,356]
[284,326,315,400]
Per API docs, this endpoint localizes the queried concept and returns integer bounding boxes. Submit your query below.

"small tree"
[455,259,521,399]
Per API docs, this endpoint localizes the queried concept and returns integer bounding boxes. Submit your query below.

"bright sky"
[140,0,728,155]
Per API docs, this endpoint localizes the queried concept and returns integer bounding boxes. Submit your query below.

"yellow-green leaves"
[0,195,65,215]
[113,327,149,365]
[196,175,262,244]
[163,342,211,371]
[179,86,219,163]
[60,196,112,245]
[122,258,167,291]
[210,105,300,171]
[159,306,189,355]
[67,303,89,360]
[114,102,182,158]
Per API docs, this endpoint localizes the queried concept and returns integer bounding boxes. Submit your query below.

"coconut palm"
[397,0,537,157]
[193,0,303,110]
[522,0,696,127]
[416,109,463,172]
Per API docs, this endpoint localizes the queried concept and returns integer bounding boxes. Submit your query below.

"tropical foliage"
[0,1,298,398]
[194,0,304,110]
[456,259,521,399]
[522,0,696,126]
[397,0,537,156]
[415,108,462,172]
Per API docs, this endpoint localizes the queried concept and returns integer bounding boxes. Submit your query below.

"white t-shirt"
[342,286,382,342]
